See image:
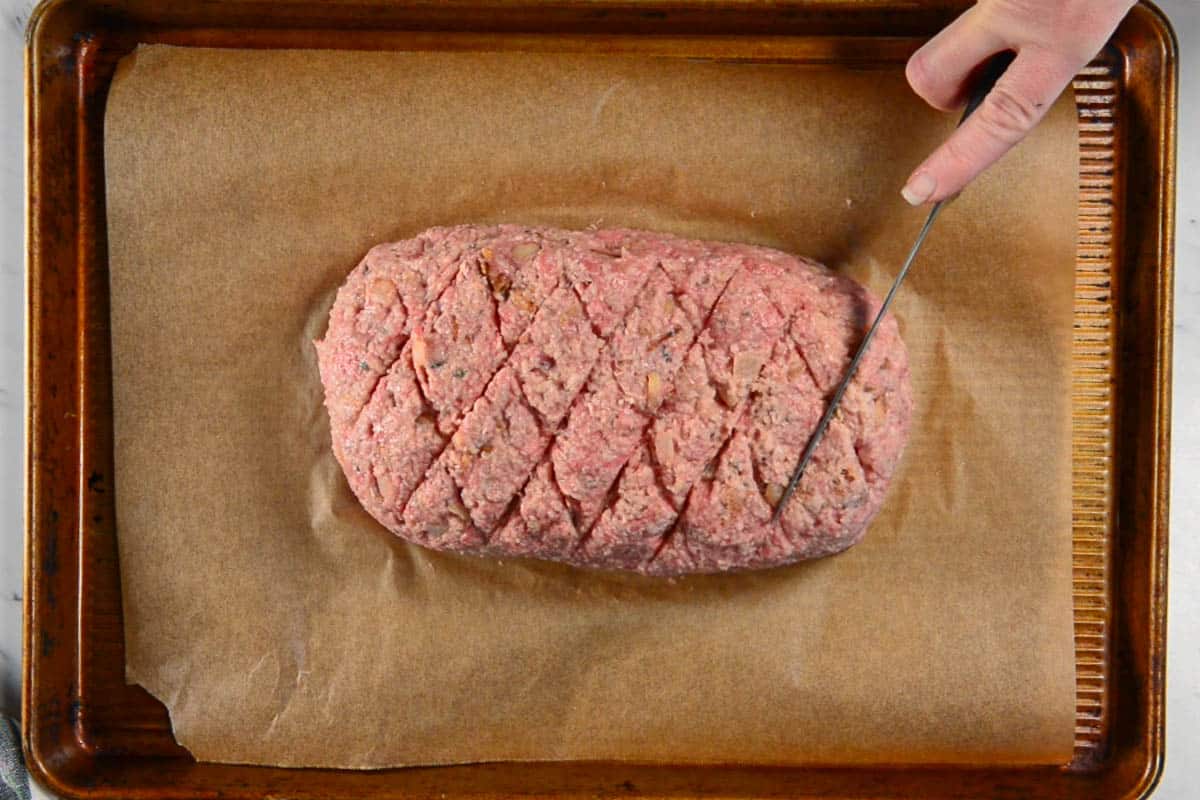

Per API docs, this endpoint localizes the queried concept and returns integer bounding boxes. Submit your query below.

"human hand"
[901,0,1136,205]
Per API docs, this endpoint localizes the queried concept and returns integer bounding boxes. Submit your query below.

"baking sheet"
[104,44,1078,768]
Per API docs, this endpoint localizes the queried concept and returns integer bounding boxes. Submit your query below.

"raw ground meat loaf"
[315,225,912,575]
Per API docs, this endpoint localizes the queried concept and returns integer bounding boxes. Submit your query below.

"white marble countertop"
[1,1,1196,797]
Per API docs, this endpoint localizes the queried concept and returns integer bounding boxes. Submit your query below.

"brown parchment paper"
[105,43,1079,769]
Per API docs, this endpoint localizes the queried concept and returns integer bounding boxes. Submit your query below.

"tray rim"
[22,1,1176,798]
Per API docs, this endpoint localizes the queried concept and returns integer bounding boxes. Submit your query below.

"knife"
[771,50,1017,523]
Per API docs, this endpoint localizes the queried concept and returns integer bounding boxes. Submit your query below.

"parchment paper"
[105,44,1079,768]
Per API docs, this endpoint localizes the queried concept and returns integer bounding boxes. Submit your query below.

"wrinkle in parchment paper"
[105,45,1078,769]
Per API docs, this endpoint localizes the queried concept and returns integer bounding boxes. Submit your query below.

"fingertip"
[905,50,958,112]
[903,154,971,205]
[904,51,929,97]
[900,171,937,206]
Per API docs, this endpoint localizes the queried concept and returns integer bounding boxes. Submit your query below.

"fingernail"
[901,172,936,206]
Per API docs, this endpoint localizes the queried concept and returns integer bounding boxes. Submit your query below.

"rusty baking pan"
[24,1,1175,798]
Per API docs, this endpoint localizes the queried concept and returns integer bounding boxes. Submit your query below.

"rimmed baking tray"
[24,1,1175,797]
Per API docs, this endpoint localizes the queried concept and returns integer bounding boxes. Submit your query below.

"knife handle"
[958,51,1017,126]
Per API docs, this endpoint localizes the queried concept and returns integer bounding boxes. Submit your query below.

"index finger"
[901,48,1080,205]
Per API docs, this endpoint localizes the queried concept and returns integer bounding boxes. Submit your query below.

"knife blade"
[771,50,1017,523]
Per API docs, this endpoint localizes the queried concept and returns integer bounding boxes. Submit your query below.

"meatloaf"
[315,224,912,575]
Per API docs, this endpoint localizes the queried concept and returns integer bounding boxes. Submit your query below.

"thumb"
[901,48,1078,205]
